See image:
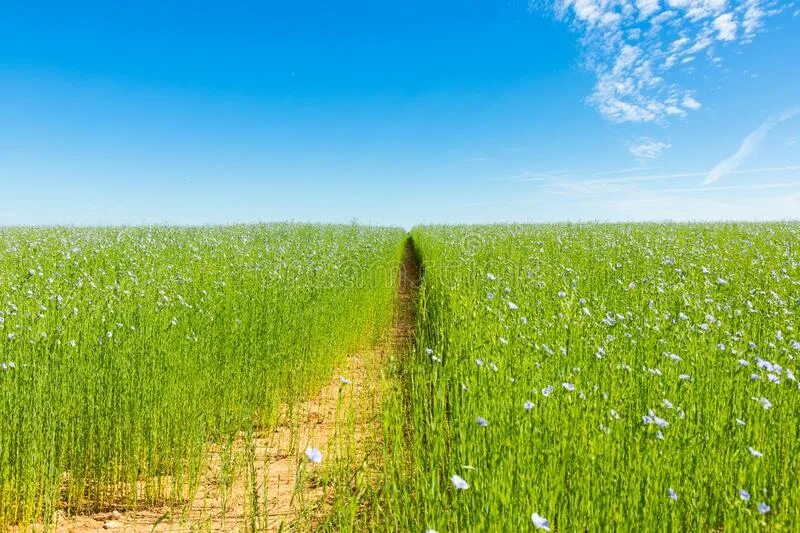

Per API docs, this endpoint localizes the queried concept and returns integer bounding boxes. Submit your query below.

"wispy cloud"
[491,170,571,182]
[705,108,800,184]
[630,138,671,159]
[605,190,800,221]
[540,165,800,200]
[591,166,648,177]
[536,1,784,122]
[660,181,800,194]
[565,165,800,187]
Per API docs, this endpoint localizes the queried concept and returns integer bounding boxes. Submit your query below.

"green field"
[380,223,800,531]
[2,223,800,531]
[0,224,404,526]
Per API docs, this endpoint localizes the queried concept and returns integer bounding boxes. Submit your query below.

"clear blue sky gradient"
[1,1,799,227]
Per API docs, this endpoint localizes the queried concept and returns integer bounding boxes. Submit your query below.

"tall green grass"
[0,223,405,526]
[381,223,800,531]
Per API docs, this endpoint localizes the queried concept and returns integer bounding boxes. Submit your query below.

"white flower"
[305,447,322,464]
[531,513,550,531]
[476,416,488,427]
[487,273,496,281]
[748,446,763,458]
[451,474,469,490]
[736,418,746,426]
[668,488,678,501]
[524,401,535,411]
[754,396,772,410]
[507,301,518,310]
[562,382,575,392]
[339,376,352,385]
[739,489,751,501]
[757,502,770,514]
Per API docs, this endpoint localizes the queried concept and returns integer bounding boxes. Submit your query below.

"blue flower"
[451,474,469,490]
[305,447,322,464]
[531,513,550,531]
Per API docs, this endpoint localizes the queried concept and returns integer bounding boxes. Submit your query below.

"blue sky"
[1,0,798,227]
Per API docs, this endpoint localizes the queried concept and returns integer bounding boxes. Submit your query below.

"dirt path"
[49,239,420,532]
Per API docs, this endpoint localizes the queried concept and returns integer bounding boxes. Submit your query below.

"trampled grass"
[379,223,800,531]
[0,223,405,526]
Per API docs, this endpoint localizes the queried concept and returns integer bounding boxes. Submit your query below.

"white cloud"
[630,138,672,158]
[742,0,766,37]
[713,13,738,40]
[682,95,702,109]
[637,0,662,18]
[538,1,782,122]
[705,107,800,184]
